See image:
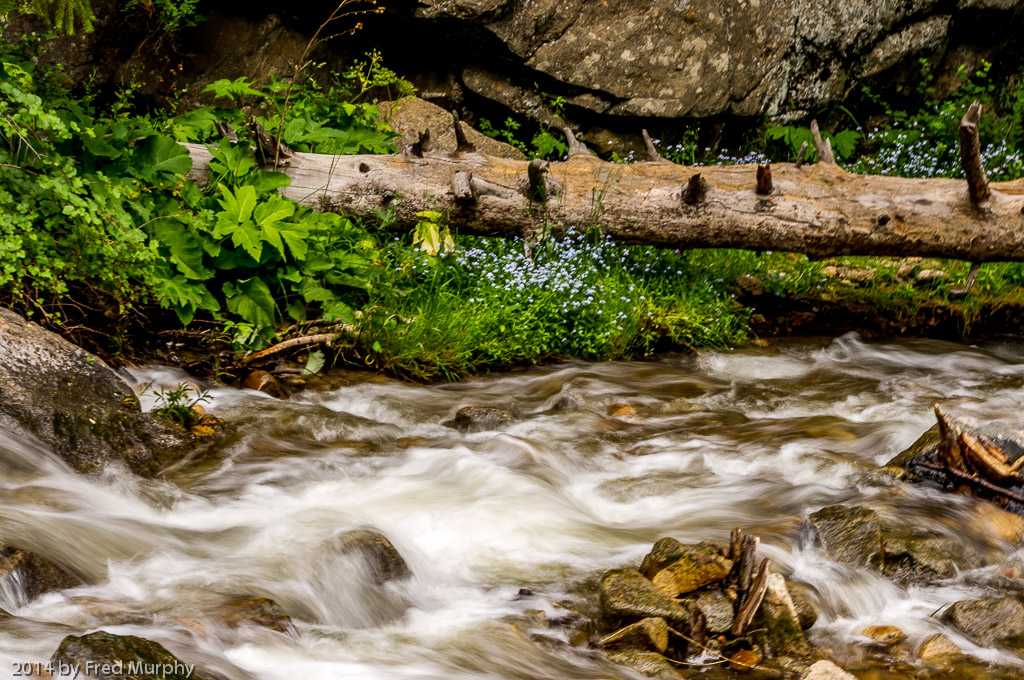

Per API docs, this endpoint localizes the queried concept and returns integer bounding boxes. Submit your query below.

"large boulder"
[0,308,192,476]
[0,545,83,605]
[404,0,1023,125]
[379,97,527,160]
[941,597,1024,649]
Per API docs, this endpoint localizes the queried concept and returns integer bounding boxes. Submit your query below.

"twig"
[664,625,797,677]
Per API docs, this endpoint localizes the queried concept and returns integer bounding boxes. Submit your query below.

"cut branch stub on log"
[810,120,836,166]
[564,127,591,159]
[756,164,773,195]
[452,171,476,205]
[794,141,808,169]
[214,121,238,144]
[246,116,294,167]
[642,129,668,163]
[452,111,477,155]
[959,100,991,205]
[527,159,549,203]
[407,129,437,158]
[682,173,709,205]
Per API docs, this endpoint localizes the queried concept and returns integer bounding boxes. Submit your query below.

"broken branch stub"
[682,173,708,205]
[756,164,773,195]
[452,171,476,204]
[527,159,549,203]
[959,100,991,205]
[794,141,808,169]
[564,127,591,159]
[810,120,836,166]
[452,111,477,155]
[642,129,668,163]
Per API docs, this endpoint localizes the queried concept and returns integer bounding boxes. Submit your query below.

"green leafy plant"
[144,381,210,427]
[411,210,454,256]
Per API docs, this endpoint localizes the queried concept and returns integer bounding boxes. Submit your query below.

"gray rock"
[941,597,1024,648]
[334,530,411,585]
[0,308,192,476]
[445,406,517,433]
[51,630,217,680]
[808,505,883,570]
[691,588,734,634]
[754,574,813,660]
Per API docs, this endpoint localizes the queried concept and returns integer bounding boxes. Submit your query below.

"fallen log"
[183,103,1024,262]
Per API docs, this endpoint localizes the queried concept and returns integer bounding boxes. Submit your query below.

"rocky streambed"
[2,315,1024,678]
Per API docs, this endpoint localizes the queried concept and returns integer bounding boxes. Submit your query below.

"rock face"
[405,0,1023,124]
[51,631,215,680]
[0,308,192,476]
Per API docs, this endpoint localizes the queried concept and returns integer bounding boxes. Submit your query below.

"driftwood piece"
[810,120,836,166]
[240,332,345,367]
[736,534,759,598]
[732,558,771,637]
[959,101,991,205]
[181,101,1024,263]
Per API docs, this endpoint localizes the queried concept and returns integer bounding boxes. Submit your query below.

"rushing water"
[3,333,1024,679]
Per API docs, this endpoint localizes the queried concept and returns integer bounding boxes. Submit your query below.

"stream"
[2,333,1024,679]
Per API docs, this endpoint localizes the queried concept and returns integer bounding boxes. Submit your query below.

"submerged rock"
[801,660,858,680]
[445,406,516,433]
[599,568,690,623]
[0,545,83,603]
[604,649,681,680]
[334,529,411,584]
[217,596,294,635]
[860,625,907,646]
[0,308,192,476]
[941,596,1024,648]
[51,631,215,680]
[917,632,963,663]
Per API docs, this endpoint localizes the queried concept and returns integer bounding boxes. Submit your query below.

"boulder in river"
[445,406,517,433]
[51,630,216,680]
[216,596,294,635]
[807,504,982,582]
[808,505,883,570]
[0,545,83,604]
[335,529,411,584]
[941,596,1024,649]
[0,308,193,476]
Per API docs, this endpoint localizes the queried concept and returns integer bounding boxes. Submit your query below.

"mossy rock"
[600,617,669,653]
[941,596,1024,649]
[808,505,883,570]
[0,308,193,476]
[335,529,411,584]
[217,596,293,635]
[0,545,83,603]
[651,546,732,597]
[599,568,690,624]
[51,631,216,680]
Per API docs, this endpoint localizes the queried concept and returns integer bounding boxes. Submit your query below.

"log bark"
[182,116,1024,262]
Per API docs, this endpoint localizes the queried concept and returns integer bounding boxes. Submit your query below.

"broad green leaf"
[298,277,334,303]
[208,139,255,180]
[202,77,265,102]
[303,350,326,375]
[224,277,276,327]
[225,220,262,261]
[137,136,193,176]
[278,222,310,261]
[153,219,212,280]
[217,184,258,224]
[251,170,291,194]
[323,299,355,324]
